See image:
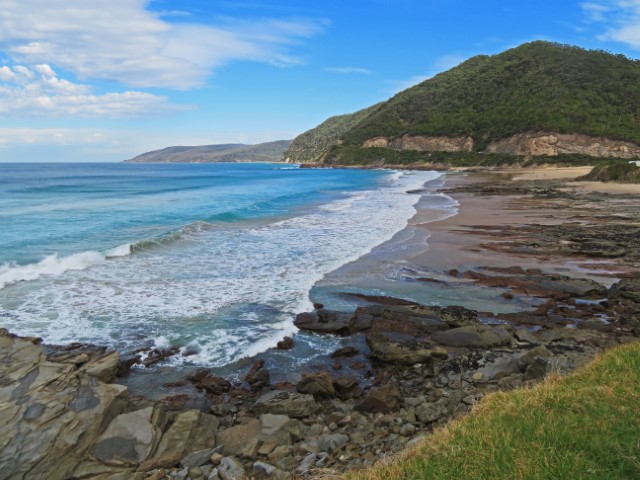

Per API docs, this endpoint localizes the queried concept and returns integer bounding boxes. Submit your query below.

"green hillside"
[283,105,380,164]
[284,42,640,165]
[126,140,292,163]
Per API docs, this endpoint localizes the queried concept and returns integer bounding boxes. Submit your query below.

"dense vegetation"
[285,42,640,165]
[284,105,379,164]
[578,162,640,182]
[351,342,640,480]
[126,140,292,163]
[328,145,629,168]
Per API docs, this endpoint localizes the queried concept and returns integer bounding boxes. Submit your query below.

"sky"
[1,0,640,162]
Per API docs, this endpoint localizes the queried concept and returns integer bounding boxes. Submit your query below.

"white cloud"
[0,127,301,162]
[0,64,179,117]
[325,67,372,74]
[581,1,640,49]
[0,0,324,90]
[0,128,116,146]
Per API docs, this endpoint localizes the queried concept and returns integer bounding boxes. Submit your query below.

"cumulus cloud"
[581,1,640,49]
[0,0,324,89]
[0,64,178,117]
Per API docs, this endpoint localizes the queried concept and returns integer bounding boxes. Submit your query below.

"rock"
[218,457,245,480]
[200,376,232,395]
[137,450,182,472]
[153,409,219,460]
[367,332,448,365]
[317,433,349,452]
[210,452,224,465]
[276,336,294,350]
[240,437,260,459]
[356,385,402,413]
[514,328,539,344]
[400,423,416,436]
[330,346,359,358]
[91,405,165,464]
[140,347,179,368]
[295,453,317,475]
[252,391,320,418]
[175,467,189,480]
[0,332,130,479]
[81,351,121,382]
[296,372,335,397]
[211,404,238,416]
[216,419,261,456]
[516,345,552,371]
[253,461,277,476]
[464,270,608,299]
[578,319,614,332]
[294,309,354,334]
[415,400,449,424]
[244,360,270,391]
[431,325,513,349]
[523,357,549,381]
[260,414,290,436]
[268,446,292,463]
[162,394,211,413]
[333,376,359,396]
[181,448,216,469]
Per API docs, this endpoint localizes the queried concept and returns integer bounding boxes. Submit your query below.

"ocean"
[0,162,445,384]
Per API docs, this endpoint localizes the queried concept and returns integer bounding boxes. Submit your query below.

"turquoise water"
[0,162,441,369]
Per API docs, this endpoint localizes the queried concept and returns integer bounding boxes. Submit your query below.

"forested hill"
[284,42,640,165]
[126,140,292,163]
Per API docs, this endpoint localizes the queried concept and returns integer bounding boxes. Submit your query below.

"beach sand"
[405,170,634,286]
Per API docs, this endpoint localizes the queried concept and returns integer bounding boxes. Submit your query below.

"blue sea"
[0,162,443,376]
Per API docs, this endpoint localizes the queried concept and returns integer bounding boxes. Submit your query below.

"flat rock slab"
[431,325,513,349]
[252,390,320,418]
[367,332,448,365]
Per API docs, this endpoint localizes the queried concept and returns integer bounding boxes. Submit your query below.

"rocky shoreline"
[2,172,639,480]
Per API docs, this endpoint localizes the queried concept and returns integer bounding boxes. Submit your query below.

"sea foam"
[0,169,442,367]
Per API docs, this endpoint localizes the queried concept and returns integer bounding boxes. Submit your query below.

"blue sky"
[1,0,639,162]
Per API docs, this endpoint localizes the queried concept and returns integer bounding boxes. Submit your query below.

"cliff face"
[360,132,640,159]
[485,132,640,159]
[363,135,474,152]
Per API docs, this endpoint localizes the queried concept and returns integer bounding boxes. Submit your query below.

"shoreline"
[2,167,640,479]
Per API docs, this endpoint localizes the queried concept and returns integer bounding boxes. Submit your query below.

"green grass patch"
[352,342,640,480]
[578,162,640,183]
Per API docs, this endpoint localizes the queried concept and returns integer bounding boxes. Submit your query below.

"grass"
[350,342,640,480]
[577,162,640,183]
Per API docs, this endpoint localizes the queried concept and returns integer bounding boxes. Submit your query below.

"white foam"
[0,251,106,289]
[0,170,443,366]
[105,243,132,258]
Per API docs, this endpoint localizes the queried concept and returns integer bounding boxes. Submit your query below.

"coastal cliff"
[284,41,640,166]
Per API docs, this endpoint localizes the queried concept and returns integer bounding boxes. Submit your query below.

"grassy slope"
[578,163,640,183]
[351,342,640,480]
